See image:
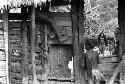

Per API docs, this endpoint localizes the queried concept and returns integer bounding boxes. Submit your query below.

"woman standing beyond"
[84,40,101,84]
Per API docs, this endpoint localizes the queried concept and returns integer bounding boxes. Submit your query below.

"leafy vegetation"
[84,0,118,38]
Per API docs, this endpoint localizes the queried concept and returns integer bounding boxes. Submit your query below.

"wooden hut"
[0,0,123,84]
[0,0,85,84]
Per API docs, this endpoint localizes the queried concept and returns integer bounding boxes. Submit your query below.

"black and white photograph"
[0,0,120,84]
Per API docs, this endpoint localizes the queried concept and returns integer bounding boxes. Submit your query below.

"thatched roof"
[0,0,51,9]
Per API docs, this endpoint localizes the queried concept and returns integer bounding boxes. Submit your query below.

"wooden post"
[3,8,9,84]
[119,10,125,59]
[71,0,86,84]
[30,5,37,84]
[78,1,86,84]
[119,2,125,83]
[21,6,29,84]
[119,22,125,84]
[35,25,38,47]
[44,25,48,55]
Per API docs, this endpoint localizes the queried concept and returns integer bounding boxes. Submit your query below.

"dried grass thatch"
[0,0,51,10]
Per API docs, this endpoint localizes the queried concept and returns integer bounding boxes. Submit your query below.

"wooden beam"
[30,5,37,84]
[2,9,9,84]
[21,6,28,84]
[71,7,81,83]
[119,13,125,59]
[78,1,86,84]
[0,12,71,20]
[71,0,86,84]
[35,9,60,42]
[118,1,125,83]
[44,25,48,55]
[51,0,71,6]
[35,24,38,47]
[0,13,23,20]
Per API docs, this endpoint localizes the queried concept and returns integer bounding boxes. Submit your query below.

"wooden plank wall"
[9,21,22,84]
[98,56,119,80]
[48,45,73,78]
[8,21,42,84]
[0,20,8,84]
[44,13,74,84]
[48,13,72,44]
[2,15,73,84]
[0,12,120,84]
[38,13,74,84]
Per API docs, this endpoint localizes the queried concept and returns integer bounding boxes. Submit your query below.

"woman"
[85,40,101,84]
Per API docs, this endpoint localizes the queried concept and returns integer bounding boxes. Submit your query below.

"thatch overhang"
[0,0,71,10]
[0,0,50,9]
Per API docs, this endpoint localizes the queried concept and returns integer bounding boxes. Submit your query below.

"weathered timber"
[71,4,81,84]
[42,25,48,77]
[47,77,75,81]
[108,12,125,82]
[0,12,72,44]
[9,22,22,84]
[35,9,60,43]
[0,12,70,20]
[44,25,48,55]
[43,80,75,84]
[21,6,28,84]
[39,24,49,81]
[98,63,118,74]
[9,30,21,35]
[0,50,6,61]
[2,9,9,84]
[99,56,119,63]
[0,21,40,28]
[107,60,125,84]
[35,24,39,47]
[30,5,37,84]
[54,16,71,27]
[119,10,125,59]
[116,2,125,84]
[49,45,73,78]
[0,61,6,71]
[9,35,21,40]
[71,0,86,84]
[78,1,86,84]
[0,34,4,40]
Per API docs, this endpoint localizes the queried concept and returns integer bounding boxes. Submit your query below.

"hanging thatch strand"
[0,0,51,10]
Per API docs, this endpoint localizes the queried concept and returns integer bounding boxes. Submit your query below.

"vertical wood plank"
[119,2,125,83]
[78,1,86,84]
[44,25,48,55]
[35,24,38,47]
[71,0,86,84]
[21,6,28,84]
[3,9,9,84]
[119,0,124,59]
[71,2,81,84]
[30,5,37,84]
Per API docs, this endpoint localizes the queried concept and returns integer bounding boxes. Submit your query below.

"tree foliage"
[84,0,118,38]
